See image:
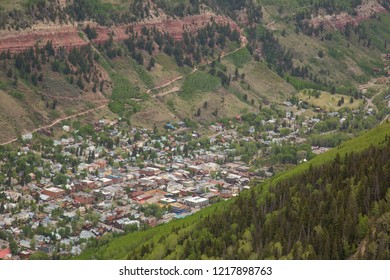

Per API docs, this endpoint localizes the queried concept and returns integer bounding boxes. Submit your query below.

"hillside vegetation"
[78,122,390,260]
[0,0,389,142]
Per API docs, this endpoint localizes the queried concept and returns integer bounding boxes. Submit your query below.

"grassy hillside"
[0,46,110,143]
[0,0,388,142]
[77,121,390,260]
[256,0,390,92]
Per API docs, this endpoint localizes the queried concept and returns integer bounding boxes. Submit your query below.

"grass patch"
[327,47,344,59]
[0,80,7,90]
[48,110,60,119]
[98,51,144,116]
[155,53,193,75]
[78,31,86,41]
[9,90,24,100]
[298,90,362,111]
[226,47,251,68]
[64,109,76,116]
[287,75,330,91]
[118,51,154,89]
[179,71,221,100]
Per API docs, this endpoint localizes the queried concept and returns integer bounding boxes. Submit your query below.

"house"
[201,162,220,173]
[116,218,140,229]
[0,248,11,260]
[220,190,233,199]
[188,165,203,174]
[100,178,112,186]
[42,187,65,199]
[73,192,95,205]
[184,196,209,208]
[22,133,33,141]
[79,230,95,240]
[139,167,161,176]
[170,202,189,215]
[74,180,97,191]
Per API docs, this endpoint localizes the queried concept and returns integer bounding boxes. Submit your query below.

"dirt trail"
[147,68,197,94]
[0,102,108,146]
[156,86,180,98]
[147,37,248,95]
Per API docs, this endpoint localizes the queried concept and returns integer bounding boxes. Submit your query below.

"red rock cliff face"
[92,13,240,43]
[0,13,241,53]
[0,25,88,53]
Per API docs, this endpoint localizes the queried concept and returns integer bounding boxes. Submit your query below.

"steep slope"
[0,0,389,143]
[0,0,262,142]
[77,122,390,260]
[256,0,390,92]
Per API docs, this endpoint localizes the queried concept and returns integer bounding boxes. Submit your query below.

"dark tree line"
[123,21,240,70]
[0,39,103,93]
[97,136,390,260]
[247,27,293,77]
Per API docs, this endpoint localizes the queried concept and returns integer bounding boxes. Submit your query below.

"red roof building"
[0,248,11,259]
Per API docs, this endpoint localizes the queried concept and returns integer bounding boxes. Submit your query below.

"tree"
[9,240,18,255]
[77,76,84,90]
[29,251,50,260]
[6,68,12,78]
[52,100,57,110]
[147,57,155,71]
[31,73,38,86]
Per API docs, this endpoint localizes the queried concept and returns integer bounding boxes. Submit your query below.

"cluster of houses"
[1,92,382,259]
[0,120,258,259]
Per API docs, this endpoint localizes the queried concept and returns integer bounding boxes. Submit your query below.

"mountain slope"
[77,122,390,260]
[0,0,389,143]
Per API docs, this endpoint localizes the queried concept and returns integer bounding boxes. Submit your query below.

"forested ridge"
[78,124,390,260]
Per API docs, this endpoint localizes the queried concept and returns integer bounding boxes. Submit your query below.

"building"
[170,202,189,215]
[42,187,65,199]
[184,196,209,208]
[0,248,11,260]
[74,180,97,191]
[139,167,161,176]
[72,192,95,205]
